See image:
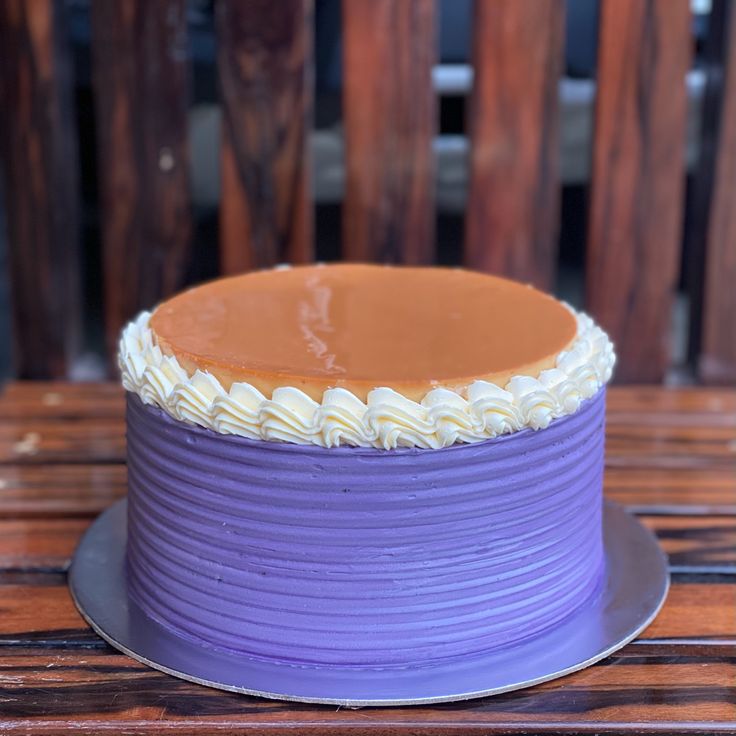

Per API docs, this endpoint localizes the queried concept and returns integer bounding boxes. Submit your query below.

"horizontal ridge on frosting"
[125,388,607,667]
[119,307,615,450]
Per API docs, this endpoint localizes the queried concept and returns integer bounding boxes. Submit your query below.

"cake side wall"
[124,390,606,668]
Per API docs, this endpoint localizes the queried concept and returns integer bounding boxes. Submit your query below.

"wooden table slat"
[0,650,733,732]
[0,465,127,518]
[604,467,736,515]
[0,420,125,464]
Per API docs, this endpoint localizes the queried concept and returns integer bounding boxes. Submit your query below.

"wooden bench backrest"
[1,0,734,384]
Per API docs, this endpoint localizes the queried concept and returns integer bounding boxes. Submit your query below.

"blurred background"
[0,0,734,386]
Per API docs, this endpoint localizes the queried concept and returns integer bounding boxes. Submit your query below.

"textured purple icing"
[125,389,606,668]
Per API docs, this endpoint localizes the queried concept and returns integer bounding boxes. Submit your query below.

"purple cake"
[119,264,615,669]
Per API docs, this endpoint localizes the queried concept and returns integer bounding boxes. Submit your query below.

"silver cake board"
[68,500,669,706]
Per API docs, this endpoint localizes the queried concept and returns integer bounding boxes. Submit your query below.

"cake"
[119,264,615,668]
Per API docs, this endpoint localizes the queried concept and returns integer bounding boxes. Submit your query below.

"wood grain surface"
[91,0,192,366]
[0,0,81,380]
[684,0,730,377]
[698,1,736,384]
[587,0,692,383]
[0,648,732,734]
[0,382,734,733]
[0,649,733,734]
[464,0,564,290]
[0,465,127,518]
[217,0,313,273]
[342,0,435,263]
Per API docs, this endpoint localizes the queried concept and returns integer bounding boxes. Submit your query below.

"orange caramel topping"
[150,264,578,401]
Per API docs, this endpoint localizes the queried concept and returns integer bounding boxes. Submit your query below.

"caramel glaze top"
[149,264,578,402]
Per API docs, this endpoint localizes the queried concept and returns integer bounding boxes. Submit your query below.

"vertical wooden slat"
[91,0,192,361]
[0,0,81,379]
[698,2,736,384]
[342,0,435,264]
[217,0,313,273]
[464,0,564,290]
[684,0,729,376]
[587,0,692,383]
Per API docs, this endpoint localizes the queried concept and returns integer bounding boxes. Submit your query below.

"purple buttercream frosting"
[125,389,606,668]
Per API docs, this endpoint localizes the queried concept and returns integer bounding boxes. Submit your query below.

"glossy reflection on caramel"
[150,264,578,401]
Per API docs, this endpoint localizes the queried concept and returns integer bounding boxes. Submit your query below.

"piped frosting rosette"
[119,308,615,450]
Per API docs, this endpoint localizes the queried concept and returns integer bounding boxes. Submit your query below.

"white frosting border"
[119,308,615,450]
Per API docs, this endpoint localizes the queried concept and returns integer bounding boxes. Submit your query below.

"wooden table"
[0,382,734,734]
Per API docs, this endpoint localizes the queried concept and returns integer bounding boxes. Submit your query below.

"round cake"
[119,264,615,668]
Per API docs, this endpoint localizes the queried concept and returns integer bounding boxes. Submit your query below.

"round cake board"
[68,500,668,706]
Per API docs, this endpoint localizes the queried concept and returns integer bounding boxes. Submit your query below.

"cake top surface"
[149,264,577,400]
[121,264,615,448]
